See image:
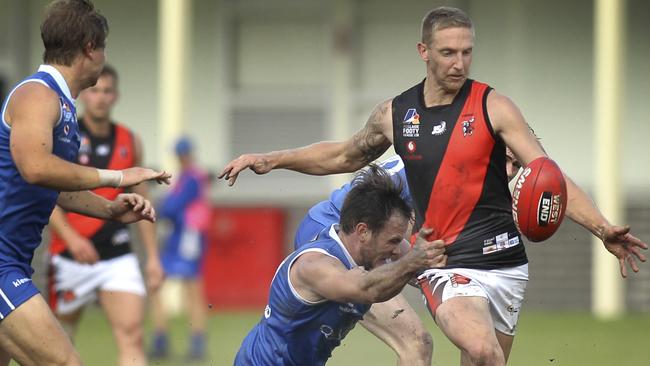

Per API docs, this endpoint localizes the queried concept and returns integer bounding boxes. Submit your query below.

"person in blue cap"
[149,137,211,361]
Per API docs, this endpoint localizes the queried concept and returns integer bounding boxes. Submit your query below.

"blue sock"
[189,332,206,359]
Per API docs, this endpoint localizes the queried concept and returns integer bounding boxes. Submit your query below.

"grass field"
[47,307,650,366]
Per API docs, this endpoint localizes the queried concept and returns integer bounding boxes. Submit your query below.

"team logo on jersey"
[461,116,475,137]
[120,146,129,159]
[63,124,70,135]
[431,121,446,135]
[402,108,420,137]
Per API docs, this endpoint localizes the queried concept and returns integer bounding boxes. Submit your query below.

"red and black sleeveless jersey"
[49,120,136,260]
[392,79,527,269]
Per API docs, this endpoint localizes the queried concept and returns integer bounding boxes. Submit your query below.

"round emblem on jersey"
[264,305,271,318]
[120,146,128,159]
[63,124,70,135]
[406,141,417,153]
[96,144,111,156]
[79,154,90,165]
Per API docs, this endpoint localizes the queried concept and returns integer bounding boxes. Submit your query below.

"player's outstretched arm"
[563,174,647,277]
[293,228,446,304]
[49,206,100,264]
[218,99,394,186]
[6,83,171,191]
[57,191,156,224]
[489,91,647,277]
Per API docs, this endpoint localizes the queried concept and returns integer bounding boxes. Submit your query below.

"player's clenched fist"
[109,193,157,223]
[407,227,447,269]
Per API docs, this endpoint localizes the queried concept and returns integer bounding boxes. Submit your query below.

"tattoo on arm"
[353,102,391,165]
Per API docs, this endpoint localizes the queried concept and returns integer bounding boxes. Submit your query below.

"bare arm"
[57,191,155,223]
[291,228,445,304]
[5,83,171,190]
[219,99,394,185]
[49,205,99,264]
[488,91,647,276]
[129,136,163,291]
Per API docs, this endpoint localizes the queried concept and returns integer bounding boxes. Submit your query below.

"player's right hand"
[409,227,447,270]
[120,167,172,187]
[66,232,100,264]
[218,154,273,186]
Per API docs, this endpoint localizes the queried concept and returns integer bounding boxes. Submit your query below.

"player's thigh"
[99,290,145,339]
[359,293,431,351]
[435,296,501,353]
[56,307,85,339]
[0,295,80,366]
[495,330,515,362]
[0,347,9,366]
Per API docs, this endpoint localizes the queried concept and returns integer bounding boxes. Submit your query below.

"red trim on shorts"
[420,277,447,319]
[47,261,57,312]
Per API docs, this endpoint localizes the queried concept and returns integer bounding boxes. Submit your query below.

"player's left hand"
[601,225,648,278]
[146,257,165,292]
[109,193,156,223]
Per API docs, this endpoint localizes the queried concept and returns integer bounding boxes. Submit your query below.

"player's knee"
[396,329,432,364]
[410,330,433,357]
[115,321,144,346]
[463,342,504,366]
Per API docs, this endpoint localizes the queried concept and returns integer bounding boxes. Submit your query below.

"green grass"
[62,308,650,365]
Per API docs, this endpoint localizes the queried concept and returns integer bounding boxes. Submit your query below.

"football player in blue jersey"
[0,1,170,365]
[235,165,447,366]
[289,151,522,365]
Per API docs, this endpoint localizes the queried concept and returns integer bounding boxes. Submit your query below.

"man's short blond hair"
[421,7,474,46]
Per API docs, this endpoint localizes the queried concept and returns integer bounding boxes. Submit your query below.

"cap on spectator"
[175,136,193,156]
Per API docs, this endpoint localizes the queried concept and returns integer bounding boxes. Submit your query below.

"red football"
[512,156,567,242]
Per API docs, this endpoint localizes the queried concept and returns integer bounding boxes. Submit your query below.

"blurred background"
[1,0,649,365]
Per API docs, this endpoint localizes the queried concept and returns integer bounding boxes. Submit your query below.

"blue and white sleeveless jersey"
[235,225,371,366]
[0,65,80,274]
[295,155,411,247]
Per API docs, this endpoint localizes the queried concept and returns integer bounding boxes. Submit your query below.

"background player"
[48,64,163,366]
[235,165,446,366]
[219,6,646,366]
[149,137,211,361]
[0,1,170,364]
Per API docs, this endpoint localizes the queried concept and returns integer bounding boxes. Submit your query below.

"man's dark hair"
[340,164,412,235]
[41,0,109,66]
[100,64,118,84]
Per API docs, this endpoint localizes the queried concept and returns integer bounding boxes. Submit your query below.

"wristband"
[97,169,123,188]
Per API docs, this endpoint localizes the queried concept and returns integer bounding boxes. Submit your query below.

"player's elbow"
[357,285,393,304]
[17,163,47,185]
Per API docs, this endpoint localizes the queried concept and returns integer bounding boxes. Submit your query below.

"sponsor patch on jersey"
[62,101,74,122]
[431,121,446,135]
[406,140,416,153]
[483,232,520,254]
[402,108,420,137]
[96,144,110,156]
